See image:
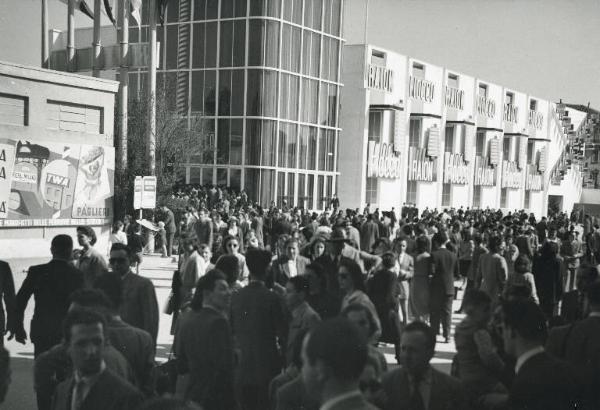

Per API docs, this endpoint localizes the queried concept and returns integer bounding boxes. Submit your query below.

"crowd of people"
[0,183,599,410]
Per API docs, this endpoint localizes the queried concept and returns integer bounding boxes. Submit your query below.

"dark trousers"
[239,384,269,410]
[166,231,175,257]
[430,293,453,339]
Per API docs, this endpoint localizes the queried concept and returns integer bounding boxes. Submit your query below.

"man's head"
[462,290,492,325]
[51,234,74,260]
[500,299,547,358]
[245,248,272,281]
[192,269,231,312]
[301,318,368,400]
[432,230,448,248]
[63,308,107,376]
[69,288,112,313]
[327,229,348,256]
[285,238,300,261]
[109,243,134,276]
[285,275,309,311]
[76,226,97,247]
[399,321,436,377]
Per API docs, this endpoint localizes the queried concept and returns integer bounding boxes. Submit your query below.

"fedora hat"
[327,228,350,243]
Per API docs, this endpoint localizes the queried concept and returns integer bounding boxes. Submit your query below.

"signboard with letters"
[408,76,435,103]
[477,95,496,119]
[501,160,523,189]
[443,152,469,184]
[408,147,437,181]
[367,141,402,178]
[365,64,394,93]
[445,86,464,110]
[473,156,496,186]
[0,139,114,224]
[141,176,157,209]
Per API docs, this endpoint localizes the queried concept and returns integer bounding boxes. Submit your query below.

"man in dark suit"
[429,231,457,343]
[51,308,143,410]
[0,260,16,346]
[93,273,155,395]
[161,205,177,257]
[379,321,466,410]
[273,238,311,286]
[108,243,159,345]
[360,214,379,253]
[10,235,83,357]
[490,299,581,410]
[547,280,600,408]
[231,249,287,410]
[193,208,214,249]
[301,318,378,410]
[175,269,236,410]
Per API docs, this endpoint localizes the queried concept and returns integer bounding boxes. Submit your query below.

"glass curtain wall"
[129,0,343,210]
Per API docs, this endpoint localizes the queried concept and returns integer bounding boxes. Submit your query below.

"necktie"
[409,375,426,410]
[72,379,86,410]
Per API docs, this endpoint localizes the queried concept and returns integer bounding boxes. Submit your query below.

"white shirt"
[320,390,363,410]
[515,346,545,374]
[287,259,298,278]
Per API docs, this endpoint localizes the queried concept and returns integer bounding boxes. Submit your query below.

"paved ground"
[3,254,463,409]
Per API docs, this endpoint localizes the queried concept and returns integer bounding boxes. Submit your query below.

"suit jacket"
[35,344,133,410]
[175,307,236,410]
[120,271,159,344]
[231,281,287,387]
[510,351,580,410]
[193,218,214,249]
[14,259,83,345]
[275,376,319,410]
[0,260,16,335]
[430,248,457,296]
[51,368,143,410]
[286,302,321,364]
[360,221,380,252]
[380,366,467,410]
[273,255,311,286]
[547,316,600,408]
[163,208,177,233]
[106,317,155,395]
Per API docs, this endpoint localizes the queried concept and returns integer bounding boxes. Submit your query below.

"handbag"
[153,351,178,395]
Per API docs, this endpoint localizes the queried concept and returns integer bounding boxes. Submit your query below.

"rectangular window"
[202,167,213,185]
[46,100,102,134]
[217,119,230,165]
[371,50,386,66]
[503,138,511,161]
[298,126,308,169]
[0,93,28,126]
[506,92,514,105]
[244,168,260,202]
[442,183,452,207]
[475,132,485,157]
[288,173,296,206]
[365,177,378,206]
[307,174,315,209]
[219,20,246,67]
[530,99,537,111]
[473,185,481,208]
[406,180,417,204]
[281,24,301,73]
[444,125,454,153]
[277,171,286,206]
[524,191,531,209]
[412,63,425,78]
[500,188,508,208]
[458,125,466,155]
[230,169,241,191]
[527,141,534,163]
[308,127,318,170]
[283,0,303,24]
[298,174,306,208]
[250,0,281,18]
[409,118,422,147]
[261,169,275,207]
[447,73,459,89]
[317,175,325,210]
[217,168,228,185]
[369,111,383,141]
[478,83,487,98]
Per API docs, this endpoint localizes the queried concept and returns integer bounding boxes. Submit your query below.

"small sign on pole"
[141,176,157,209]
[133,176,143,209]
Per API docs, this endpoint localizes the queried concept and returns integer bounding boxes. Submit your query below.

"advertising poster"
[0,139,114,224]
[0,141,16,218]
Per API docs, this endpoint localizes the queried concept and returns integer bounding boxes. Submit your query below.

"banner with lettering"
[407,147,437,182]
[0,142,16,218]
[0,139,113,223]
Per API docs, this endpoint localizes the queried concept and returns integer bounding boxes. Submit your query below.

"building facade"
[0,61,118,264]
[339,44,571,217]
[126,0,344,209]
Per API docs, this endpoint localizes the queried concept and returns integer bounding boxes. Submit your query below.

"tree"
[113,83,214,219]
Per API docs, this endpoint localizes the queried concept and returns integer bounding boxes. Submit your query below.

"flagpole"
[117,0,129,184]
[67,0,75,71]
[147,0,157,177]
[42,0,49,68]
[92,0,101,77]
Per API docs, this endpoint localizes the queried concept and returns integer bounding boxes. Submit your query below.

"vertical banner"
[0,142,16,218]
[72,145,115,218]
[133,176,143,209]
[141,176,157,209]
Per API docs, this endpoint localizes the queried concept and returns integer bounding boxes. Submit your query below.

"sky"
[1,0,599,108]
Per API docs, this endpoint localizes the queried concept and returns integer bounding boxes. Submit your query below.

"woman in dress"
[410,235,431,322]
[218,235,249,284]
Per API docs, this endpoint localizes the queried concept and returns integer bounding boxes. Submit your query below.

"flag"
[158,0,170,25]
[60,0,95,19]
[104,0,116,25]
[104,0,142,28]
